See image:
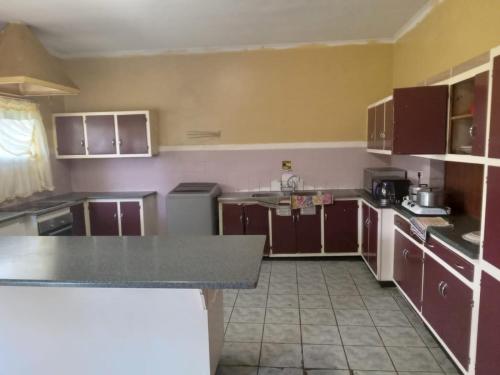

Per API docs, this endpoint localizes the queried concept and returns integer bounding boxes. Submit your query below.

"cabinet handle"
[112,139,116,146]
[438,281,448,297]
[324,213,328,221]
[113,213,117,220]
[239,214,243,223]
[469,125,476,138]
[296,214,300,222]
[380,132,386,139]
[402,249,408,259]
[80,139,85,147]
[454,264,465,270]
[246,216,250,225]
[119,139,123,146]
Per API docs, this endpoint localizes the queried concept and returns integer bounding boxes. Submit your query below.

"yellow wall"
[62,44,393,146]
[393,0,500,87]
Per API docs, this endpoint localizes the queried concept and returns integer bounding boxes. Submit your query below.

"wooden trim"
[159,141,367,152]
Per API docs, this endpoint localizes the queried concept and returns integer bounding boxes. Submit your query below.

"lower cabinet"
[324,200,358,253]
[87,198,153,236]
[393,230,423,310]
[361,203,379,275]
[70,203,86,236]
[89,202,120,236]
[422,255,472,370]
[475,271,500,375]
[120,202,142,236]
[271,207,322,254]
[221,204,270,255]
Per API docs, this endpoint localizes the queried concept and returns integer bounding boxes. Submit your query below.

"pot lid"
[0,23,79,97]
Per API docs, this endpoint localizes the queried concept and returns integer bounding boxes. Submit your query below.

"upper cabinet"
[367,86,448,155]
[489,55,500,159]
[449,71,489,156]
[53,110,158,159]
[392,86,449,154]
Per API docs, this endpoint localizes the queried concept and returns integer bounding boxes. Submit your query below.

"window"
[0,97,54,202]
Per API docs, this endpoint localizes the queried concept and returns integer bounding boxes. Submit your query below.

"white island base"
[0,287,223,375]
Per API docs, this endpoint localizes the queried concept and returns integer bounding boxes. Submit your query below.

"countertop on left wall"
[0,191,157,223]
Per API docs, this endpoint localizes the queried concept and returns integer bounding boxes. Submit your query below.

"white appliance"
[401,197,451,216]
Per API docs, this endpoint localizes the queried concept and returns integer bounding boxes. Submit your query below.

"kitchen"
[0,1,500,374]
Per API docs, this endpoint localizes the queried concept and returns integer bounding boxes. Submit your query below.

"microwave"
[363,167,407,193]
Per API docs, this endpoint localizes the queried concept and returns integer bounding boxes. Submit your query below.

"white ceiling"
[0,0,433,58]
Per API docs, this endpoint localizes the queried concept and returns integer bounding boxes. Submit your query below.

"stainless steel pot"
[417,189,444,207]
[409,184,428,202]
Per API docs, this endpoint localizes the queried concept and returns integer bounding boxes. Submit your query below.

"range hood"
[0,23,79,97]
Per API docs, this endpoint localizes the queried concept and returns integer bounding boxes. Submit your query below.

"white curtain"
[0,96,54,202]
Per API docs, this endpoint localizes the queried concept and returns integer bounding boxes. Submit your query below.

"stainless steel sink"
[250,192,285,198]
[292,191,319,196]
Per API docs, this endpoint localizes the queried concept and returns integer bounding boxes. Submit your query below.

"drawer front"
[423,256,472,369]
[425,236,474,281]
[394,230,423,310]
[394,214,423,243]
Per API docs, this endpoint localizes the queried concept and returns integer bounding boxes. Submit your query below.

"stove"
[401,198,451,216]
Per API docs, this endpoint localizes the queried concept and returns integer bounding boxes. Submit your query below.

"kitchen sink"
[292,191,319,196]
[250,192,285,198]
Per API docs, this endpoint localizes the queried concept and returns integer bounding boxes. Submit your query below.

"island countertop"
[0,235,264,289]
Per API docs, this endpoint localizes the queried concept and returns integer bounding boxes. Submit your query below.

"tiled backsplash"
[62,146,442,232]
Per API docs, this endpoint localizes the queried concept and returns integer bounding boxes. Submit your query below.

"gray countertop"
[55,191,157,200]
[219,189,479,260]
[0,235,265,289]
[0,212,26,223]
[0,191,157,223]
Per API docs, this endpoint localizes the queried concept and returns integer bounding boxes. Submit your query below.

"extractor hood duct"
[0,23,79,97]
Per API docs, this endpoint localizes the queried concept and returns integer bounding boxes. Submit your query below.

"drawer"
[425,236,474,282]
[394,214,423,243]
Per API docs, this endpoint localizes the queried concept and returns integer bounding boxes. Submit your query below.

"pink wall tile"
[66,147,390,232]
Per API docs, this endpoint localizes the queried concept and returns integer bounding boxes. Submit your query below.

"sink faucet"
[281,173,299,193]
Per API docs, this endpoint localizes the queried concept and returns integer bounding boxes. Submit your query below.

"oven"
[38,210,74,236]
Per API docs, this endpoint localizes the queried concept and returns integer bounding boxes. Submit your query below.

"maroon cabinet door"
[374,104,384,150]
[489,55,500,158]
[222,204,245,235]
[244,204,270,255]
[55,116,86,155]
[361,203,370,263]
[384,99,394,151]
[117,114,149,154]
[367,107,376,149]
[85,115,117,155]
[324,201,358,253]
[393,85,448,154]
[271,209,296,254]
[88,202,119,236]
[296,207,322,253]
[367,207,378,274]
[483,167,500,269]
[471,71,488,156]
[120,202,142,236]
[475,272,500,375]
[70,203,86,236]
[422,256,472,369]
[393,230,423,309]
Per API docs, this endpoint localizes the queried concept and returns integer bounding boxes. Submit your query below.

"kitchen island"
[0,235,264,375]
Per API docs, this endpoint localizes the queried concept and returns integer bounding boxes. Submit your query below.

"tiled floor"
[217,259,460,375]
